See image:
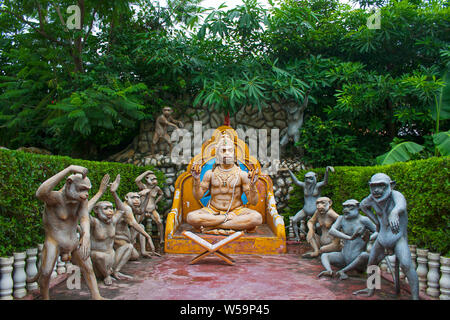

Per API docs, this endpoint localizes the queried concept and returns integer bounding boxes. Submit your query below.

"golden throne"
[164,126,286,254]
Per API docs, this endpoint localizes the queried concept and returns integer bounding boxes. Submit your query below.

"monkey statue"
[287,166,334,241]
[151,106,184,155]
[135,170,164,245]
[353,173,419,299]
[302,197,341,259]
[111,177,160,262]
[30,165,104,300]
[318,199,378,280]
[88,174,155,284]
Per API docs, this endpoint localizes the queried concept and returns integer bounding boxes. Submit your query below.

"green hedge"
[0,149,165,257]
[286,156,450,256]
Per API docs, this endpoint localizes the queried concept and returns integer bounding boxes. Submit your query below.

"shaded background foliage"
[0,149,164,257]
[287,156,450,256]
[0,0,448,164]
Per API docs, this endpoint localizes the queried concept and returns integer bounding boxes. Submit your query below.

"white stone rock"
[57,256,66,275]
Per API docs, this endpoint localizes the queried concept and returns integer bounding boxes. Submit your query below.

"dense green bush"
[0,149,165,257]
[286,156,450,256]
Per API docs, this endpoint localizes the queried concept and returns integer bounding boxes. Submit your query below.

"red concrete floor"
[27,244,424,301]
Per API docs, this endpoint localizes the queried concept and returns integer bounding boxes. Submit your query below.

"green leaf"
[433,131,450,156]
[376,141,424,165]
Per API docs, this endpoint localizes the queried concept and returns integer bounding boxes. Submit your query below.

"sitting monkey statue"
[288,166,334,241]
[318,199,377,280]
[302,197,341,259]
[353,173,419,300]
[88,174,154,284]
[31,165,104,300]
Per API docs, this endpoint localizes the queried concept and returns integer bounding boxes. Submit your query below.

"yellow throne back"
[164,126,286,254]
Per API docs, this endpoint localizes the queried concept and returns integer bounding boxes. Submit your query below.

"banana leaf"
[376,141,424,165]
[433,131,450,156]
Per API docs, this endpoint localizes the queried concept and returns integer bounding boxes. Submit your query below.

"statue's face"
[304,172,316,185]
[145,174,158,186]
[65,175,91,201]
[217,143,235,165]
[125,192,141,208]
[343,203,359,219]
[163,107,172,116]
[95,201,114,224]
[316,198,331,214]
[370,182,389,200]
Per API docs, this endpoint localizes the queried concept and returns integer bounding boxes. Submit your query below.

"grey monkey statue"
[288,166,334,241]
[353,173,419,300]
[318,199,377,280]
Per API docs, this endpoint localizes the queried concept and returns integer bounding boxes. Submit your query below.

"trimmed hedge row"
[286,156,450,256]
[0,149,165,257]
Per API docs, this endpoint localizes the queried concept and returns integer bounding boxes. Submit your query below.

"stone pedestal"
[26,248,39,291]
[0,256,14,300]
[13,252,27,299]
[426,252,440,298]
[439,256,450,300]
[416,248,429,292]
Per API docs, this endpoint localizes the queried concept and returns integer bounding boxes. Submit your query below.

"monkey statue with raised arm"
[287,166,334,241]
[353,173,419,300]
[30,165,104,300]
[318,199,377,280]
[112,178,160,263]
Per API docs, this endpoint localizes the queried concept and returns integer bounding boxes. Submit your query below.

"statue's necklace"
[215,165,239,187]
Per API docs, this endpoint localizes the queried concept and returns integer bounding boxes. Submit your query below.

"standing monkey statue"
[30,165,104,300]
[353,173,419,300]
[287,166,334,241]
[150,106,184,155]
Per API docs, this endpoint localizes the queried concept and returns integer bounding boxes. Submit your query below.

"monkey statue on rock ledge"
[353,173,419,300]
[30,165,104,300]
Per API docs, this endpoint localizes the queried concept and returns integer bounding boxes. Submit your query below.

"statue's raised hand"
[191,162,201,180]
[248,167,260,186]
[99,174,110,193]
[69,165,88,179]
[326,166,335,173]
[110,174,120,193]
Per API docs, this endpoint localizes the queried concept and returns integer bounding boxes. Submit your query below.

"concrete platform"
[27,250,425,300]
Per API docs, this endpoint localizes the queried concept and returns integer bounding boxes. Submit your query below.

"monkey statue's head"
[316,197,332,214]
[144,171,158,187]
[342,199,360,219]
[369,173,395,203]
[65,174,91,202]
[125,192,141,209]
[304,172,317,185]
[162,106,173,117]
[94,201,115,224]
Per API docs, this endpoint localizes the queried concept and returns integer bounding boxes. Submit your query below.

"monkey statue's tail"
[395,256,401,295]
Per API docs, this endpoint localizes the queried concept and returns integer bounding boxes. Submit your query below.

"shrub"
[0,149,165,257]
[286,156,450,256]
